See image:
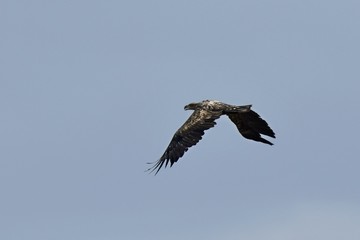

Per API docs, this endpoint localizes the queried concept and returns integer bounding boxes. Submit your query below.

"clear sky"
[1,1,360,239]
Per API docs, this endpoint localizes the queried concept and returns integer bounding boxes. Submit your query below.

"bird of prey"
[148,100,275,174]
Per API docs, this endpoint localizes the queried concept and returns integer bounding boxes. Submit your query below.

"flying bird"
[148,100,275,174]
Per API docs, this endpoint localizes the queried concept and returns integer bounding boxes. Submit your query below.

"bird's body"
[148,100,275,174]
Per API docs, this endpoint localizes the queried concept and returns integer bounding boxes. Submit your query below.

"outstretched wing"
[227,110,275,145]
[148,109,222,174]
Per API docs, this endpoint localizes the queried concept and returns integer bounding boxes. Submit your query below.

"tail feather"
[226,104,252,113]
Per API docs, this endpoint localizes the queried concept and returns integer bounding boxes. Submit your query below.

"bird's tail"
[227,104,252,113]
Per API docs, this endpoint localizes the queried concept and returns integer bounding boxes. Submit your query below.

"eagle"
[148,100,275,174]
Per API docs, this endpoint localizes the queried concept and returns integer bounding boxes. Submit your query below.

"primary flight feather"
[148,100,275,174]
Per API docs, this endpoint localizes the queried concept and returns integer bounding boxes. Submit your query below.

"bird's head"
[184,102,198,111]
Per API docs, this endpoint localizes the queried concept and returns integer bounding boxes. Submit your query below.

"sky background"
[1,0,360,239]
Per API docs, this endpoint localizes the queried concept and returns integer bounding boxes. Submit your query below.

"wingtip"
[146,158,166,175]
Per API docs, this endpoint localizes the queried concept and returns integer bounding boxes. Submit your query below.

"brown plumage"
[148,100,275,174]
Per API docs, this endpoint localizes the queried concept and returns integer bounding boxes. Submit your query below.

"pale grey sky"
[1,1,360,239]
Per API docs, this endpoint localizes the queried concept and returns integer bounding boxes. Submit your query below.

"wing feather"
[148,109,222,174]
[227,110,275,145]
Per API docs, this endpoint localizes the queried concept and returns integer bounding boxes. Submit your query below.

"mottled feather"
[148,109,222,174]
